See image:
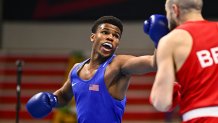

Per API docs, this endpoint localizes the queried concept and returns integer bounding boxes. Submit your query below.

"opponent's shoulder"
[159,29,192,48]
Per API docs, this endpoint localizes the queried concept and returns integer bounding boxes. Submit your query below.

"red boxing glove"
[168,82,181,112]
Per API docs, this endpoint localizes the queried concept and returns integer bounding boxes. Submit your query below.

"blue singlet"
[70,55,126,123]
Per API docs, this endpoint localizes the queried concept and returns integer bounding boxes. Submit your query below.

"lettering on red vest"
[196,47,218,68]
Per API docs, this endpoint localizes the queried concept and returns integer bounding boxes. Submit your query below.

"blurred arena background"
[0,0,217,123]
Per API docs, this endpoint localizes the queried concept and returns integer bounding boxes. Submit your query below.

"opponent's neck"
[180,12,204,24]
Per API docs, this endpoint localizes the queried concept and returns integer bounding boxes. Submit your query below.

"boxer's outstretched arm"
[120,14,169,75]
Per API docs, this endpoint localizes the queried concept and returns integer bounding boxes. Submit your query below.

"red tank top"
[176,20,218,115]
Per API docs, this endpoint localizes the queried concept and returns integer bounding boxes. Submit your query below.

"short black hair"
[91,16,123,34]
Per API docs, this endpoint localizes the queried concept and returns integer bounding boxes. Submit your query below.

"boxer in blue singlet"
[26,16,165,123]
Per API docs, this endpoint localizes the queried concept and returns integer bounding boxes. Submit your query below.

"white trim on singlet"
[182,106,218,122]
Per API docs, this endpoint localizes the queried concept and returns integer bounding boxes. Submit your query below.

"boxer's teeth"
[102,42,112,49]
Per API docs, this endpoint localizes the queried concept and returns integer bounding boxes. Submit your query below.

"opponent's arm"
[168,82,181,112]
[150,35,176,112]
[149,81,181,112]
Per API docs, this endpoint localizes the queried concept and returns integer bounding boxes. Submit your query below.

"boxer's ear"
[172,4,180,17]
[90,33,95,42]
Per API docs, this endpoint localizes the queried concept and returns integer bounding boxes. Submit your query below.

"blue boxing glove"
[144,14,169,48]
[26,92,58,118]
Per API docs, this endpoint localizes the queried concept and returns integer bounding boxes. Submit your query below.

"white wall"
[2,21,155,56]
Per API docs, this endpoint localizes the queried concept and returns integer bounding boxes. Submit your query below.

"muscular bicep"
[150,36,176,111]
[156,37,176,85]
[54,79,73,107]
[54,64,78,107]
[120,53,157,75]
